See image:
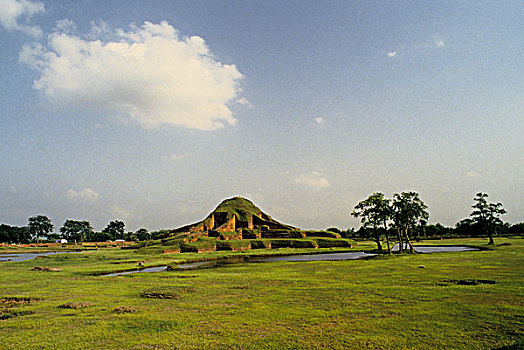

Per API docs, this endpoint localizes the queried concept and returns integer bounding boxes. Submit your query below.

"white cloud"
[112,205,131,219]
[387,51,397,57]
[66,188,99,201]
[236,97,252,107]
[20,20,244,131]
[435,39,445,47]
[314,117,326,124]
[53,18,76,33]
[0,0,44,37]
[293,171,330,190]
[467,171,480,178]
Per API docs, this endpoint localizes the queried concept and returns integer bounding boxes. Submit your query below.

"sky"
[1,0,523,232]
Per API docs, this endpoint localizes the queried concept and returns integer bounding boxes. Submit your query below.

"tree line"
[0,217,169,244]
[345,192,518,252]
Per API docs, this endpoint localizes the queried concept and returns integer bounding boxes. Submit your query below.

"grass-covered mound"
[211,197,272,223]
[171,196,297,234]
[144,196,352,254]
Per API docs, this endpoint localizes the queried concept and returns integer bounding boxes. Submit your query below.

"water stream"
[0,251,81,262]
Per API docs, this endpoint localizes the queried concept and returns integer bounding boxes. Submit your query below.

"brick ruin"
[171,197,300,239]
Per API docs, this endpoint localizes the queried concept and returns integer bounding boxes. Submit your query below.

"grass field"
[0,237,522,349]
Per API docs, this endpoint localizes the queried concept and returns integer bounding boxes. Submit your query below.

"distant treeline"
[0,220,170,244]
[328,221,524,240]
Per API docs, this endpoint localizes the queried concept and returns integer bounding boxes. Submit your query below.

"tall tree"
[103,220,125,240]
[392,192,429,253]
[470,192,506,245]
[352,192,393,253]
[59,220,93,243]
[28,215,53,243]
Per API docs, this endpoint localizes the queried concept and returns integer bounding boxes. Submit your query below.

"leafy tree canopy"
[59,220,93,243]
[28,215,53,242]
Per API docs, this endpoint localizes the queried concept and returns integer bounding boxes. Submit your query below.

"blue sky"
[1,0,522,232]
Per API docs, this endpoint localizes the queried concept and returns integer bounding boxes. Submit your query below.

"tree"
[392,192,429,253]
[0,225,31,244]
[135,228,150,241]
[28,215,53,243]
[470,192,506,245]
[509,223,524,234]
[59,220,93,243]
[352,192,393,253]
[102,220,125,240]
[87,231,112,242]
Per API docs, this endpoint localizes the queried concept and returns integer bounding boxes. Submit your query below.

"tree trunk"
[374,225,382,252]
[487,223,495,245]
[397,227,403,253]
[404,227,414,253]
[383,220,391,254]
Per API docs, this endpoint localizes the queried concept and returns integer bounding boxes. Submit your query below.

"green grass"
[0,237,522,349]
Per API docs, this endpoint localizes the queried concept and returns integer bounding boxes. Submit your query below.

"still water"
[0,251,81,262]
[103,245,480,276]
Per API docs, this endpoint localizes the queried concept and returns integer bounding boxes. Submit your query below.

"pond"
[0,251,82,262]
[102,245,482,276]
[249,251,375,262]
[103,251,377,276]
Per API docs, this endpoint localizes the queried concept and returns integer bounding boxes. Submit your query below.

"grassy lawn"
[0,237,522,349]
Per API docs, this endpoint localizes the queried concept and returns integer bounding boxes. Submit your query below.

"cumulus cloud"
[314,117,326,124]
[0,0,44,37]
[66,188,99,201]
[387,51,397,57]
[112,205,131,219]
[293,171,330,190]
[19,21,244,130]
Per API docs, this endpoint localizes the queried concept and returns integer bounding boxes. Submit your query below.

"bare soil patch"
[113,305,139,313]
[31,266,62,272]
[58,302,93,309]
